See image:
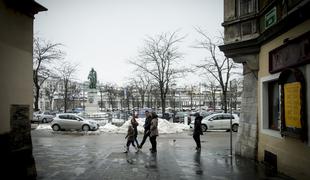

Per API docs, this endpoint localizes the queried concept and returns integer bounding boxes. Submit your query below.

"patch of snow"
[34,118,190,135]
[99,118,190,134]
[36,124,52,130]
[99,123,119,133]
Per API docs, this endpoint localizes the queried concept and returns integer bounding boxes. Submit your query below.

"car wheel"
[201,124,208,132]
[42,118,47,123]
[82,125,90,131]
[52,124,60,131]
[232,124,238,132]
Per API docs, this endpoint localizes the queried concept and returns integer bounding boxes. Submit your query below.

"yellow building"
[0,0,46,178]
[220,0,310,179]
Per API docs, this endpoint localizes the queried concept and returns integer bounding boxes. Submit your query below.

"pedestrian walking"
[138,110,152,149]
[193,114,203,151]
[124,124,138,153]
[149,112,159,153]
[131,112,139,148]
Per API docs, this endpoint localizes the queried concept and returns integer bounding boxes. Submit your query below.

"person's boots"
[135,146,139,153]
[124,146,129,153]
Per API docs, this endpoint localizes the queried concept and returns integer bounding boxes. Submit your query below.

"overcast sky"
[34,0,223,86]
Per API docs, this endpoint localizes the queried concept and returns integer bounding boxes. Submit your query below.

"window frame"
[239,0,255,16]
[260,73,283,139]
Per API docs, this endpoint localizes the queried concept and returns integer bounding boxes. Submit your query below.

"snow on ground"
[34,118,190,134]
[36,124,52,130]
[99,118,190,134]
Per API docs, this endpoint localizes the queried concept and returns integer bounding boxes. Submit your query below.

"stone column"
[233,55,259,160]
[1,105,37,179]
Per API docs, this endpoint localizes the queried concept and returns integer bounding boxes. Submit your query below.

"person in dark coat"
[193,114,203,151]
[124,124,138,153]
[138,111,152,149]
[131,113,139,147]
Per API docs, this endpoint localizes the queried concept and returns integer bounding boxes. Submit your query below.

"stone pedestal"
[85,89,99,113]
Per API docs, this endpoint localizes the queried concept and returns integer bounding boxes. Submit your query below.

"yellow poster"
[284,82,301,128]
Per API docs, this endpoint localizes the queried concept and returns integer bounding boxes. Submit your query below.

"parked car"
[190,113,239,132]
[173,111,189,123]
[32,111,55,123]
[51,113,99,131]
[158,112,174,120]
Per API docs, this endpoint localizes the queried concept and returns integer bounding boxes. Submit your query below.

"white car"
[51,113,99,131]
[33,111,55,123]
[190,113,239,132]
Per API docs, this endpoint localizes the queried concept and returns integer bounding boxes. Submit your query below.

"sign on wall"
[284,82,302,128]
[265,7,277,29]
[269,31,310,73]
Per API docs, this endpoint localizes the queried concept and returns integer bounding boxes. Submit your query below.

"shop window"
[278,68,307,142]
[260,73,282,138]
[268,81,280,131]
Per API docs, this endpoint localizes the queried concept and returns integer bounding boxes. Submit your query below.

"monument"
[85,68,99,113]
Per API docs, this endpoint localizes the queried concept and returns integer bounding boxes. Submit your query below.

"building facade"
[0,0,46,178]
[38,80,242,113]
[220,0,310,179]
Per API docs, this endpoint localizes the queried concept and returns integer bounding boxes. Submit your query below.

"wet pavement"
[31,129,293,180]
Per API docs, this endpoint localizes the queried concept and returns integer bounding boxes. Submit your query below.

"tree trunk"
[34,85,40,111]
[161,92,166,114]
[141,94,145,108]
[100,93,103,111]
[190,92,193,110]
[33,71,40,111]
[222,91,227,113]
[64,80,68,113]
[147,93,150,108]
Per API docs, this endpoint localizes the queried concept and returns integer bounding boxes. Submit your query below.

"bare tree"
[68,83,82,110]
[56,61,77,112]
[124,85,135,111]
[98,85,105,111]
[187,85,195,110]
[130,72,152,109]
[104,83,118,110]
[195,28,240,113]
[33,36,64,111]
[130,31,187,114]
[203,81,218,111]
[230,78,243,110]
[44,77,61,110]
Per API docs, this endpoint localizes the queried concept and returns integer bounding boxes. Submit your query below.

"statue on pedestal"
[88,68,97,89]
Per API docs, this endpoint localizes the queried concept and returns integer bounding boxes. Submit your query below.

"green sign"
[265,7,277,29]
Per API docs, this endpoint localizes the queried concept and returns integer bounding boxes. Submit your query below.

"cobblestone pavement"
[31,129,293,180]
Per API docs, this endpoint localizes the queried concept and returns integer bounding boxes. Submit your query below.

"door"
[67,115,82,130]
[208,114,224,130]
[221,114,234,129]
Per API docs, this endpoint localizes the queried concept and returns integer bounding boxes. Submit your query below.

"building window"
[240,0,255,16]
[268,81,280,130]
[260,73,283,138]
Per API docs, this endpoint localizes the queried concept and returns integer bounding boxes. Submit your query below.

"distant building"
[220,0,310,179]
[38,81,242,113]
